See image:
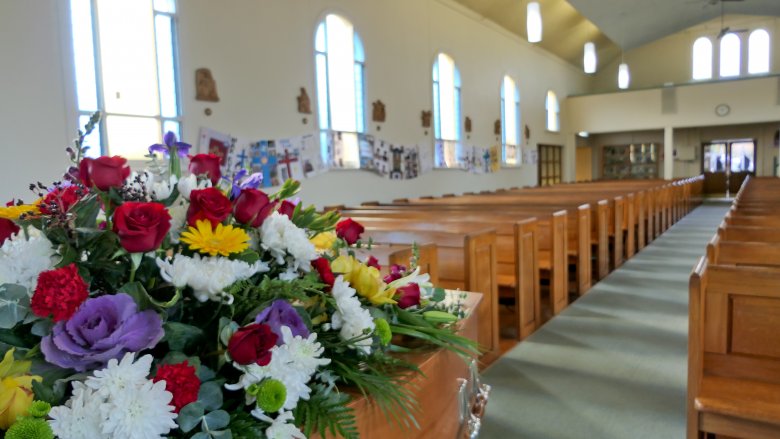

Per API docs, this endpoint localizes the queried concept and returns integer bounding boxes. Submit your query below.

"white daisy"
[330,276,375,354]
[0,227,57,290]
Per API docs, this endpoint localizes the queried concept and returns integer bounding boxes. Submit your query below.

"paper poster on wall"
[357,133,376,171]
[295,134,326,178]
[435,140,462,169]
[198,127,236,174]
[504,144,520,166]
[403,145,421,179]
[461,146,494,174]
[371,139,391,177]
[327,131,360,169]
[418,143,434,174]
[248,140,281,187]
[523,147,538,166]
[274,137,303,181]
[490,145,501,172]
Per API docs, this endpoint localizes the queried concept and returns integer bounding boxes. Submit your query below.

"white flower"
[177,174,211,200]
[150,174,178,200]
[49,382,106,439]
[157,253,269,303]
[330,276,375,354]
[256,411,306,439]
[166,196,189,243]
[0,227,57,290]
[260,212,318,270]
[276,326,331,380]
[387,266,433,298]
[50,353,177,439]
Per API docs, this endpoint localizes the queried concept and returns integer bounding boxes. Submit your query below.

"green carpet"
[480,204,730,439]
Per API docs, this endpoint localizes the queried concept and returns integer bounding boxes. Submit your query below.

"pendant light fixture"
[527,2,542,43]
[583,42,597,74]
[618,62,630,89]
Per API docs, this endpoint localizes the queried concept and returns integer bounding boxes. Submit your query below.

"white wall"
[0,0,588,207]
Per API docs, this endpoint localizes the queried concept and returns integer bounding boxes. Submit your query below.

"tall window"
[748,29,770,74]
[692,37,713,80]
[69,0,181,159]
[545,91,559,132]
[315,14,366,168]
[719,33,741,78]
[501,76,521,165]
[433,53,461,167]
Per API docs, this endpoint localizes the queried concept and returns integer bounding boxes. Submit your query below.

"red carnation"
[0,218,19,246]
[189,154,222,186]
[153,361,201,413]
[312,257,335,290]
[227,323,277,366]
[31,264,89,321]
[39,185,83,215]
[187,188,232,227]
[335,218,364,245]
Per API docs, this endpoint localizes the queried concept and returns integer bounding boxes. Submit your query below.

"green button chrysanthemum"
[5,417,54,439]
[28,400,51,418]
[374,318,392,346]
[248,379,287,413]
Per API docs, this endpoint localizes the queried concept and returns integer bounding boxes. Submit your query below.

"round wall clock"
[715,104,730,117]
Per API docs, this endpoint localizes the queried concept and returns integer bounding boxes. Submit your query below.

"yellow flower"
[310,232,337,252]
[0,349,42,430]
[180,219,250,257]
[331,255,397,305]
[0,204,39,220]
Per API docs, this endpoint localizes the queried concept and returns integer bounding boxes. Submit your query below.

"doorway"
[701,139,756,195]
[538,144,562,186]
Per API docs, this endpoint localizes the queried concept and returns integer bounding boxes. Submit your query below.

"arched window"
[545,90,559,132]
[69,0,181,158]
[719,33,741,78]
[433,53,462,167]
[748,29,770,74]
[692,37,713,80]
[315,14,366,168]
[501,76,521,165]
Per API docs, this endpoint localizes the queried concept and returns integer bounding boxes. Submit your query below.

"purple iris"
[227,170,264,199]
[149,131,191,157]
[255,299,310,345]
[40,293,164,372]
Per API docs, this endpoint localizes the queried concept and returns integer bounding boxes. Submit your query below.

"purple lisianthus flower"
[255,299,309,345]
[41,293,164,372]
[149,131,191,157]
[383,264,407,284]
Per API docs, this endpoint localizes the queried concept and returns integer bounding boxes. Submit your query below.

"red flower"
[383,264,407,284]
[396,283,421,309]
[113,202,172,253]
[39,185,83,215]
[189,154,222,186]
[153,361,201,413]
[335,218,364,245]
[312,257,335,290]
[233,189,276,228]
[279,200,296,220]
[187,188,232,227]
[0,218,19,246]
[31,264,89,321]
[366,256,381,270]
[227,323,278,366]
[79,156,130,191]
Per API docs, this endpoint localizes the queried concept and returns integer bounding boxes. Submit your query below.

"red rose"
[189,154,222,186]
[0,218,19,246]
[187,188,232,227]
[113,202,172,253]
[153,361,201,413]
[312,257,335,290]
[227,323,277,366]
[233,189,277,228]
[31,264,89,321]
[39,185,83,215]
[79,156,130,191]
[335,218,364,245]
[279,200,296,220]
[366,256,380,270]
[396,283,421,309]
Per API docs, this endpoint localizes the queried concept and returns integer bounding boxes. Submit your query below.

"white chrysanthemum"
[0,227,57,290]
[177,173,211,200]
[166,196,189,243]
[49,382,107,439]
[330,276,375,354]
[85,353,153,398]
[276,326,331,379]
[156,253,269,303]
[99,378,177,439]
[278,265,300,281]
[256,411,306,439]
[260,212,317,270]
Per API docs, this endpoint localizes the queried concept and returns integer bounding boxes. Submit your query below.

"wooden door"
[538,144,562,187]
[702,140,756,195]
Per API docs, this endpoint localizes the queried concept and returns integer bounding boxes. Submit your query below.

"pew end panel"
[515,218,541,340]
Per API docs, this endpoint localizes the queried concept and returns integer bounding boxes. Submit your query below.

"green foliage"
[0,284,32,329]
[163,322,204,351]
[228,411,265,439]
[228,275,323,322]
[293,383,359,439]
[269,179,300,201]
[291,204,340,234]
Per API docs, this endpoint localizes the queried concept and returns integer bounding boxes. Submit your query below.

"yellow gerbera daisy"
[0,204,40,220]
[180,219,250,257]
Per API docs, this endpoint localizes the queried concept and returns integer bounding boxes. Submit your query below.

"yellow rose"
[331,255,396,305]
[0,349,42,430]
[310,232,337,252]
[0,204,39,220]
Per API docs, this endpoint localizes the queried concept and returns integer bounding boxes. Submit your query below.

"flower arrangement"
[0,114,477,439]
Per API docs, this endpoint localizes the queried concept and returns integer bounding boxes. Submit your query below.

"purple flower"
[40,293,164,372]
[383,264,407,284]
[254,300,309,345]
[149,131,191,157]
[228,170,264,199]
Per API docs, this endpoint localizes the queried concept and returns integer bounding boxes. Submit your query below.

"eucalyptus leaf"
[0,284,31,329]
[218,318,238,347]
[197,365,216,382]
[202,410,230,431]
[198,381,223,411]
[163,322,204,351]
[210,430,233,439]
[191,433,211,439]
[178,401,205,433]
[31,319,54,337]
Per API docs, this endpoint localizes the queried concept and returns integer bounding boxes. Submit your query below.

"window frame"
[545,90,560,133]
[500,75,521,166]
[432,52,462,168]
[748,28,771,75]
[719,33,742,78]
[692,36,713,80]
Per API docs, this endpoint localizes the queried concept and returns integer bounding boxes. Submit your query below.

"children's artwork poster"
[248,140,281,188]
[461,146,495,174]
[273,134,327,181]
[357,133,376,171]
[402,145,421,179]
[434,140,462,169]
[198,127,236,174]
[490,145,501,172]
[504,144,520,166]
[295,134,326,178]
[371,138,391,177]
[523,147,538,166]
[327,131,360,169]
[418,143,434,174]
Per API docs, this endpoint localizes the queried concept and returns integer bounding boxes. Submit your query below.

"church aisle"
[480,204,730,439]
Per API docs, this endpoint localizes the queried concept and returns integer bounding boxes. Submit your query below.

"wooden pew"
[687,258,780,439]
[707,234,780,268]
[353,244,439,286]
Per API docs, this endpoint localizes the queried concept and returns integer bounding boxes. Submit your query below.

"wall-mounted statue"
[195,68,219,102]
[372,100,386,122]
[494,119,501,135]
[297,87,312,114]
[465,116,472,133]
[421,111,432,128]
[525,124,530,140]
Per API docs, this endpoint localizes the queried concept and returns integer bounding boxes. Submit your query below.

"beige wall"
[0,0,588,207]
